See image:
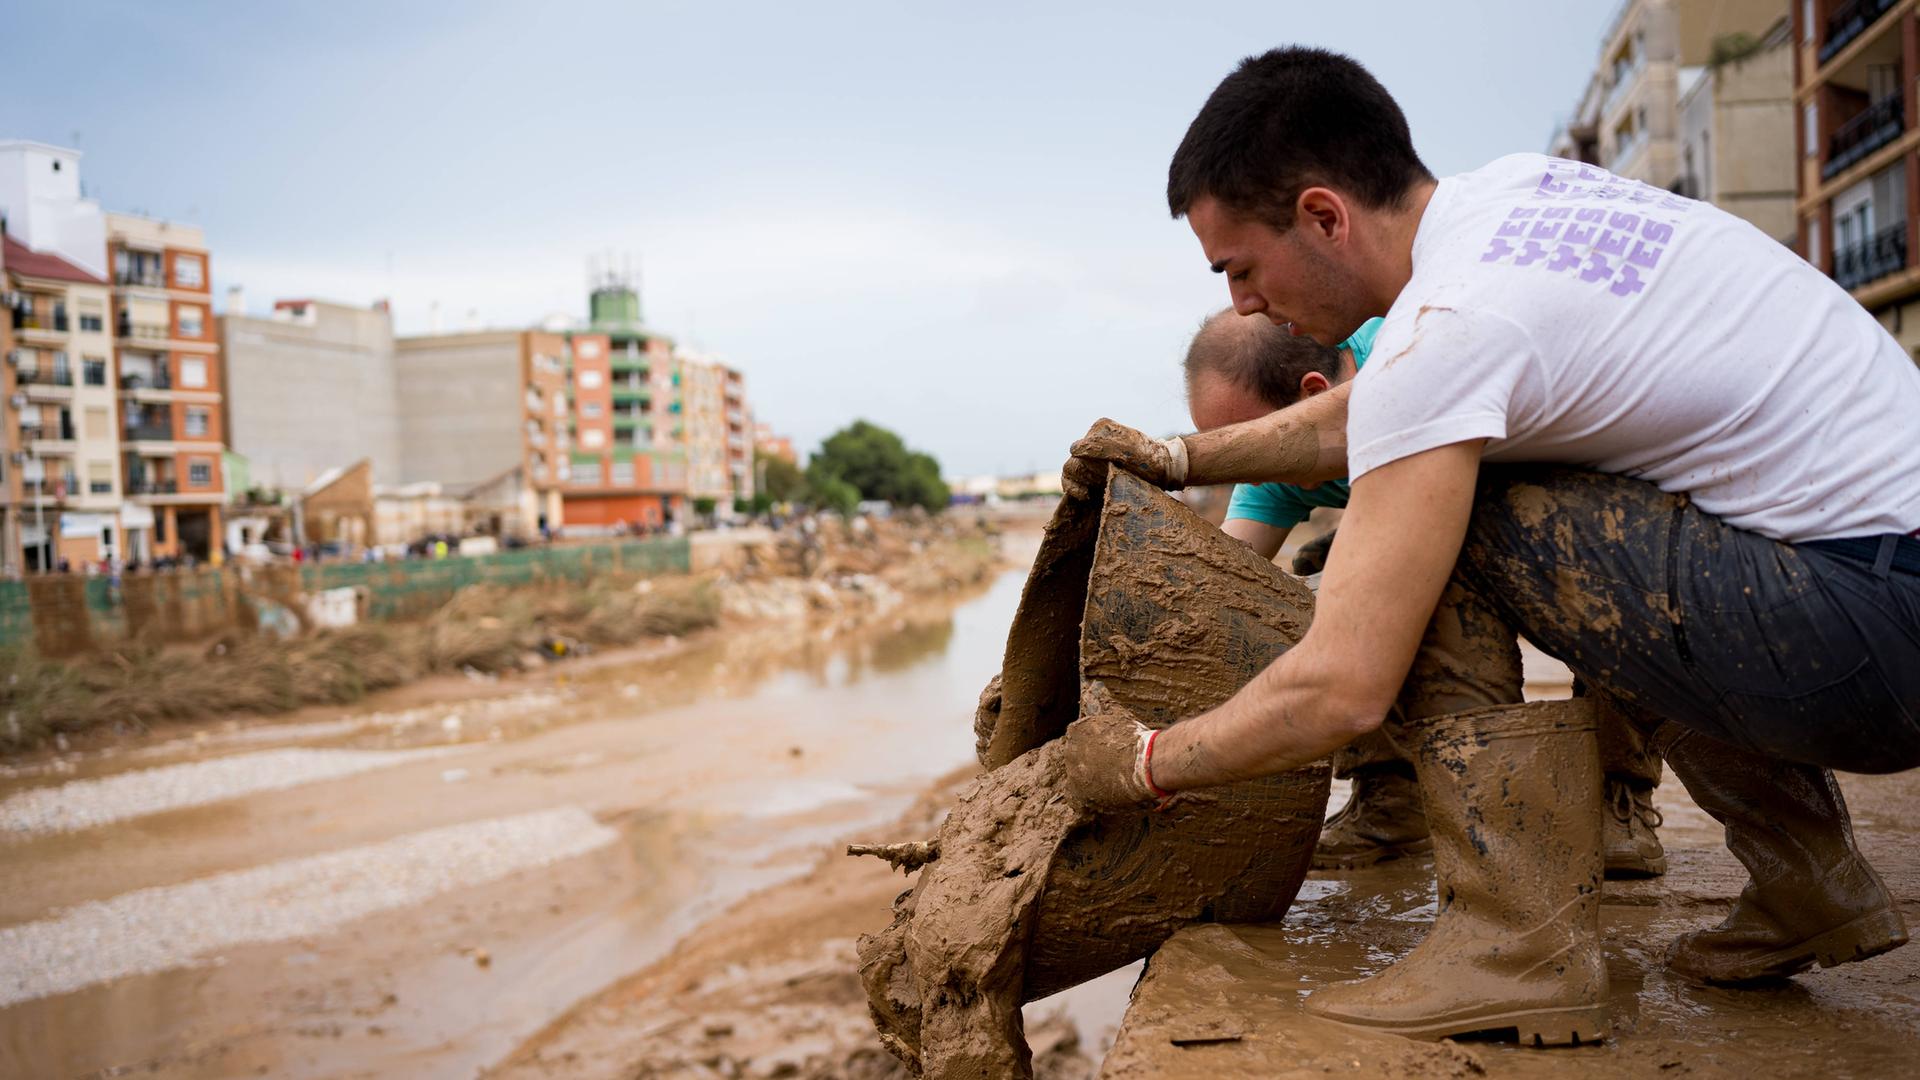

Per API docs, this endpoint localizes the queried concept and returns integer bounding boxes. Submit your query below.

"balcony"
[124,423,174,443]
[114,269,166,288]
[1821,0,1900,65]
[1825,94,1905,179]
[1833,222,1909,290]
[18,366,74,388]
[119,369,173,391]
[125,478,179,496]
[11,312,69,337]
[115,318,171,342]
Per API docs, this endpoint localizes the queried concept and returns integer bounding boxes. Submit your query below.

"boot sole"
[1311,837,1434,870]
[1311,1003,1609,1046]
[1603,852,1667,879]
[1683,908,1910,985]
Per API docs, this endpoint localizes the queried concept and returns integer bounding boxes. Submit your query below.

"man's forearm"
[1150,644,1371,790]
[1183,384,1350,487]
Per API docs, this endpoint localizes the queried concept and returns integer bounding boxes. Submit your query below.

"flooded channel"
[0,563,1034,1079]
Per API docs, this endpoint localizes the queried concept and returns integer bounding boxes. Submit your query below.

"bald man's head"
[1183,308,1343,421]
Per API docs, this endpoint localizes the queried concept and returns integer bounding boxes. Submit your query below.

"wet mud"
[1103,766,1920,1078]
[857,472,1329,1077]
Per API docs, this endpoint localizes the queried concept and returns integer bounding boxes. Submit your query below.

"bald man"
[1181,308,1667,877]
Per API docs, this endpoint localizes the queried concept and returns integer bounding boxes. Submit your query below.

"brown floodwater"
[0,567,1032,1079]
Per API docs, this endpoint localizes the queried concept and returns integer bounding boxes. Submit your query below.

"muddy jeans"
[1338,704,1661,788]
[1393,466,1920,774]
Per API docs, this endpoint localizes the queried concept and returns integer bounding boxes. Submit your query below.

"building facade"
[1553,0,1787,191]
[1676,21,1798,241]
[105,211,226,562]
[1795,0,1920,358]
[3,233,118,569]
[220,298,402,490]
[559,273,689,529]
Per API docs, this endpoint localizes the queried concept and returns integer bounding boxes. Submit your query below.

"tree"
[806,420,951,512]
[757,451,808,504]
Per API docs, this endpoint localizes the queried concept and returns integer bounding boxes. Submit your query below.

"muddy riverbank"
[0,536,1027,1079]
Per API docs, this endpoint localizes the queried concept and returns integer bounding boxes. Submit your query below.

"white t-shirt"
[1348,153,1920,543]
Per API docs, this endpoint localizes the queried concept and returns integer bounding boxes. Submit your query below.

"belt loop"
[1873,534,1899,579]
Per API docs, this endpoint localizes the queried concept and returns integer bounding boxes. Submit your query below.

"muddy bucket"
[859,467,1330,1075]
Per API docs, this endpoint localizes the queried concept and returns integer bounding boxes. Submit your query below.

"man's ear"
[1296,187,1348,244]
[1299,371,1332,399]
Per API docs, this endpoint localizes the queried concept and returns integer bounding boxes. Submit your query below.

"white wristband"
[1160,436,1190,488]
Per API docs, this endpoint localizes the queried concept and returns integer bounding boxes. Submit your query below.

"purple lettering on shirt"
[1484,161,1692,299]
[1610,264,1647,297]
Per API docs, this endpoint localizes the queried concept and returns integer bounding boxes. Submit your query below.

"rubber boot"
[1602,777,1667,879]
[1306,700,1608,1045]
[1312,765,1433,870]
[1661,728,1908,984]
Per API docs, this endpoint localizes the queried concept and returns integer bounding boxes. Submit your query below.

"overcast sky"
[4,0,1614,477]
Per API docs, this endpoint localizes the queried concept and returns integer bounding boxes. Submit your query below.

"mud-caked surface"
[1102,768,1920,1079]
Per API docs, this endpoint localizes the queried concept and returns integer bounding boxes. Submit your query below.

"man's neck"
[1361,178,1439,313]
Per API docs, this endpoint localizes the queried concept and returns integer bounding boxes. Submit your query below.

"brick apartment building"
[1795,0,1920,356]
[0,141,229,568]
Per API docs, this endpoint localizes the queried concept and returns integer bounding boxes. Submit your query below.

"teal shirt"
[1223,318,1381,530]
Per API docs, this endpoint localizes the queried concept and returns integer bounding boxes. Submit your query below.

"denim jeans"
[1394,466,1920,774]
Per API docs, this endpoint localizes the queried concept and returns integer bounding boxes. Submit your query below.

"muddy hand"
[1061,709,1161,811]
[1069,418,1184,490]
[1060,455,1108,502]
[972,674,1004,766]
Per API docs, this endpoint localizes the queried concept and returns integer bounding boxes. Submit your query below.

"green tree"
[758,451,808,503]
[806,420,951,512]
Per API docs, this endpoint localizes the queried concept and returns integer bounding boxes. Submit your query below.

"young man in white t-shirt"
[1062,47,1919,1046]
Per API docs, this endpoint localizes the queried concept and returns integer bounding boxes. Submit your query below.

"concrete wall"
[1711,37,1797,242]
[221,301,403,489]
[0,142,107,278]
[393,331,525,489]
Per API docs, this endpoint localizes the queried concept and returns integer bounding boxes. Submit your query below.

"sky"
[2,0,1616,478]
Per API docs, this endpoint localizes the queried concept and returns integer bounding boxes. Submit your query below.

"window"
[581,428,605,448]
[187,459,213,487]
[610,461,635,485]
[184,407,211,437]
[82,357,107,386]
[1802,0,1814,45]
[1808,216,1823,267]
[179,357,208,388]
[173,254,204,288]
[177,305,205,338]
[88,461,113,495]
[582,401,604,418]
[78,313,104,333]
[569,459,600,484]
[576,338,602,359]
[85,407,110,439]
[1805,102,1818,158]
[578,369,603,389]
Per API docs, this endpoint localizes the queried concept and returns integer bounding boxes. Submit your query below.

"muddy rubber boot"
[1312,765,1433,870]
[1602,777,1667,879]
[1661,729,1908,985]
[1305,700,1608,1046]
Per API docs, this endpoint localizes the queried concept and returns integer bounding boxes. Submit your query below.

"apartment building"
[1795,0,1920,356]
[3,232,119,569]
[104,211,226,562]
[559,271,689,529]
[1552,1,1787,191]
[674,349,754,509]
[220,297,402,490]
[722,364,754,505]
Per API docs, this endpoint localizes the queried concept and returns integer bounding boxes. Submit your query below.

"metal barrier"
[0,536,692,652]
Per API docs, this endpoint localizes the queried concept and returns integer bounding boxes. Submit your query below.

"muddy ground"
[5,515,1919,1079]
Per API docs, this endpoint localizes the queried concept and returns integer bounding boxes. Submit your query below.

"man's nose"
[1230,285,1265,317]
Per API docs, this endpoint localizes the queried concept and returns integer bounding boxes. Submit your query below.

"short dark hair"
[1168,47,1433,229]
[1183,309,1342,410]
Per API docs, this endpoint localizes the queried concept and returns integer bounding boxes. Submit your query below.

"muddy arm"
[848,840,940,873]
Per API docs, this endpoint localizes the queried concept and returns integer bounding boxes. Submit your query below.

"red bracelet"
[1142,728,1170,800]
